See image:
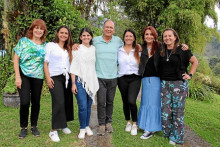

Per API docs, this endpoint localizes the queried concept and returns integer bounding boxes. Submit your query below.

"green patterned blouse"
[14,37,46,79]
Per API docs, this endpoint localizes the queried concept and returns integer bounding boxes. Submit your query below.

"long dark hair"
[79,27,93,45]
[53,26,73,62]
[142,26,160,56]
[123,28,140,64]
[160,28,180,57]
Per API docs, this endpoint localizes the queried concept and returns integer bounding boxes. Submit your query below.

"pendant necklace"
[147,47,151,51]
[166,49,172,62]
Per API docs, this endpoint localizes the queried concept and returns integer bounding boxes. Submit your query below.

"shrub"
[2,74,17,94]
[188,73,214,102]
[196,56,213,75]
[0,53,14,92]
[213,63,220,76]
[196,72,220,94]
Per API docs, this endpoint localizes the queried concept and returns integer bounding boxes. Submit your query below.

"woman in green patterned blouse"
[13,19,47,139]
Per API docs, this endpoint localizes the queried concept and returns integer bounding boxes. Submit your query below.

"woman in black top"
[160,28,198,145]
[137,26,162,139]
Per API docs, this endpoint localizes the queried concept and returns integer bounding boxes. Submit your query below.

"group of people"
[13,18,198,145]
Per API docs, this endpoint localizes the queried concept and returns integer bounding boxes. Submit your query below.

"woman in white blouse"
[44,26,74,142]
[118,29,141,136]
[70,28,99,139]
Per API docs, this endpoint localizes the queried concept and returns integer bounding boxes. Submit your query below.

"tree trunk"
[2,0,15,55]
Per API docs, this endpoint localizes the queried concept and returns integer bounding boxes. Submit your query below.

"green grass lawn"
[112,89,173,147]
[0,88,219,146]
[185,94,220,146]
[0,92,84,147]
[112,89,220,147]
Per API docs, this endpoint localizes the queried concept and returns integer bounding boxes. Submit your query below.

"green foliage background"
[119,0,220,54]
[0,0,89,90]
[1,0,220,100]
[7,0,88,50]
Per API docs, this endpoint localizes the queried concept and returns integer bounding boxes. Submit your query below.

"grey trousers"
[97,78,117,125]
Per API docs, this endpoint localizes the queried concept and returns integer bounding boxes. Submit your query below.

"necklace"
[166,49,173,62]
[147,47,151,51]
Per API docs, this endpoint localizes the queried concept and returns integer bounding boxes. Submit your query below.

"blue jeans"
[75,77,93,129]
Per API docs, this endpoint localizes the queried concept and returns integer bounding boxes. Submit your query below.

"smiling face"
[163,30,176,47]
[32,26,44,39]
[57,27,69,43]
[144,29,154,44]
[124,31,135,46]
[80,31,92,46]
[103,20,115,38]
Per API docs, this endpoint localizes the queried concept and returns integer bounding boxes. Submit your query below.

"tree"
[213,63,220,75]
[119,0,220,54]
[99,0,133,38]
[72,0,96,20]
[72,0,133,38]
[209,56,220,68]
[0,0,4,50]
[3,0,88,53]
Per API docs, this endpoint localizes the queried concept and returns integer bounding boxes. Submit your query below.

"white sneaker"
[62,127,71,134]
[130,125,137,136]
[85,126,93,136]
[125,122,132,132]
[49,131,60,142]
[78,129,86,139]
[169,140,176,146]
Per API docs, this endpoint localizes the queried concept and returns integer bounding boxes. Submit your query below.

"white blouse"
[70,44,99,101]
[118,47,140,77]
[44,42,70,87]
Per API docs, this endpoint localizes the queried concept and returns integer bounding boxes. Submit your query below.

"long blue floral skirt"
[137,77,162,132]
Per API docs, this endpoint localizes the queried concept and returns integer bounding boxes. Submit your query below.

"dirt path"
[84,104,114,147]
[181,125,211,147]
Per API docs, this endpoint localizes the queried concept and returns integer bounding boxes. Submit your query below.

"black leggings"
[118,74,141,122]
[18,71,43,128]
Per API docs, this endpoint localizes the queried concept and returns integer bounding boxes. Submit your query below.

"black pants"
[49,75,74,129]
[97,78,117,125]
[18,71,43,128]
[118,74,141,122]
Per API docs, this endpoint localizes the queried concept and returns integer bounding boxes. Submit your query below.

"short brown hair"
[27,19,47,42]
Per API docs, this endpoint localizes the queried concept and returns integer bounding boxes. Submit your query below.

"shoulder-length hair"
[53,26,73,62]
[142,26,160,55]
[123,28,140,64]
[79,27,93,45]
[160,28,180,57]
[27,19,47,42]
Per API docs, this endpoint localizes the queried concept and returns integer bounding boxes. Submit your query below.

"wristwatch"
[189,74,193,78]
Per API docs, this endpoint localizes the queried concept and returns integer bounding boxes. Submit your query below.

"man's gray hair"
[103,19,115,28]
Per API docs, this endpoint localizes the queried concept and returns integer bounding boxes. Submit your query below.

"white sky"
[205,5,220,29]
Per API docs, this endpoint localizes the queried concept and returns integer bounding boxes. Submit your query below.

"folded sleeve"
[44,43,51,63]
[14,37,26,57]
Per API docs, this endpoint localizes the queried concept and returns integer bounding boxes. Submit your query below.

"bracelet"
[72,81,75,84]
